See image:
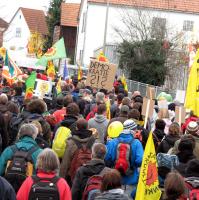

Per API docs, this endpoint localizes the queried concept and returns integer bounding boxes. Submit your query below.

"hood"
[118,132,134,142]
[165,134,180,146]
[61,115,78,128]
[94,114,107,123]
[84,159,105,175]
[72,129,92,139]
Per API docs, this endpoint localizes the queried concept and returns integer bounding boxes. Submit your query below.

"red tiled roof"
[21,7,48,35]
[0,18,8,29]
[88,0,199,14]
[61,3,80,27]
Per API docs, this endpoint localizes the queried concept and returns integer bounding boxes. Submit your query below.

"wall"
[3,9,30,52]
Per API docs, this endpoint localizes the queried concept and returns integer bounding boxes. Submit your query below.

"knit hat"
[108,121,124,138]
[186,121,199,135]
[123,119,137,131]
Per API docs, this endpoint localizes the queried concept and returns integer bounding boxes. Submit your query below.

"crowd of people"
[0,75,198,200]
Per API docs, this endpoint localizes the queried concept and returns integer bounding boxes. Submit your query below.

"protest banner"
[175,90,186,104]
[146,86,155,99]
[142,97,155,129]
[175,106,186,126]
[86,60,117,91]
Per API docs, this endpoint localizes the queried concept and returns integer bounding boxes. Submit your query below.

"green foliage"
[118,39,167,86]
[43,0,63,52]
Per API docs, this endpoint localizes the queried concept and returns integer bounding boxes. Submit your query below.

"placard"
[86,60,117,91]
[146,86,155,99]
[175,106,186,125]
[158,100,168,109]
[175,90,186,104]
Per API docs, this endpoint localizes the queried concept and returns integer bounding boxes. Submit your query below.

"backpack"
[5,145,39,192]
[52,126,71,158]
[185,177,199,200]
[29,175,60,200]
[115,139,134,176]
[157,153,179,169]
[69,137,95,181]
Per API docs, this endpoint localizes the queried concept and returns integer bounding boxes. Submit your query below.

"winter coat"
[0,176,16,200]
[153,129,165,150]
[72,159,106,200]
[17,171,71,200]
[157,134,180,154]
[60,114,79,132]
[59,130,96,179]
[108,114,128,125]
[105,132,144,185]
[94,189,129,200]
[88,114,109,143]
[0,136,42,175]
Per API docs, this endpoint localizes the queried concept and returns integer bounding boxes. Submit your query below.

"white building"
[3,7,48,52]
[76,0,199,67]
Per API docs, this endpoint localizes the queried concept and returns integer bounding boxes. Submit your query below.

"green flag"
[36,38,66,67]
[25,71,36,99]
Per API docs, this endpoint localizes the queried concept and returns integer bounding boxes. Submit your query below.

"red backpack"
[69,137,95,181]
[115,139,134,176]
[185,177,199,200]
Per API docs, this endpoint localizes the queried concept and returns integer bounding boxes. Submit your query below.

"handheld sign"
[175,90,186,104]
[175,106,186,126]
[86,60,117,91]
[146,86,155,100]
[158,100,168,109]
[142,97,155,129]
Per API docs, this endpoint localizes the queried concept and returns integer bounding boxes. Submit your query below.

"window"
[151,17,166,39]
[16,28,21,37]
[183,20,194,31]
[81,13,86,33]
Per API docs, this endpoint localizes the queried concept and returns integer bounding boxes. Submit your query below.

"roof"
[20,8,48,35]
[61,3,80,27]
[88,0,199,14]
[0,18,8,29]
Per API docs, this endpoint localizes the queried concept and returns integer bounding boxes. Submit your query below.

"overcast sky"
[0,0,51,22]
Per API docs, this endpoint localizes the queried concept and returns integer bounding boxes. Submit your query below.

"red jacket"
[17,171,71,200]
[53,108,66,124]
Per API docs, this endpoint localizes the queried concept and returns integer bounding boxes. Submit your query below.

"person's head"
[186,159,199,177]
[31,121,43,134]
[132,95,143,104]
[155,119,166,131]
[96,92,105,104]
[66,103,80,116]
[117,93,124,104]
[122,97,131,107]
[186,121,199,136]
[36,148,60,173]
[164,172,186,200]
[63,95,73,107]
[13,86,23,96]
[101,169,122,192]
[132,102,142,114]
[7,101,19,114]
[83,89,91,97]
[123,119,137,132]
[0,93,8,105]
[77,118,88,130]
[132,91,141,98]
[168,122,180,136]
[18,123,38,140]
[56,96,64,108]
[178,135,195,153]
[128,109,140,120]
[27,99,47,114]
[91,143,107,160]
[158,109,169,119]
[120,105,129,116]
[97,104,106,115]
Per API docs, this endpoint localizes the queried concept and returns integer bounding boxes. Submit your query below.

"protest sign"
[146,86,155,99]
[175,106,186,126]
[175,90,186,104]
[158,100,168,109]
[142,97,155,129]
[86,60,117,91]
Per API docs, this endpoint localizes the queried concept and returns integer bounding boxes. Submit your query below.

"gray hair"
[18,123,38,140]
[36,148,60,173]
[92,143,107,160]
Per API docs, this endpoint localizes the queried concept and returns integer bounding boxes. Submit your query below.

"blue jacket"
[105,132,143,185]
[0,136,42,175]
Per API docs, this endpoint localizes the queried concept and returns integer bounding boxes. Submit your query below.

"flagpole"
[103,0,109,56]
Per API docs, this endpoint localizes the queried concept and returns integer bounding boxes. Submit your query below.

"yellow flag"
[78,65,83,81]
[47,60,55,80]
[56,77,62,95]
[185,49,199,117]
[106,98,111,120]
[97,51,108,62]
[135,132,161,200]
[121,74,128,92]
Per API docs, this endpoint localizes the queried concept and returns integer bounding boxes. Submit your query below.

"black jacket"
[72,159,106,200]
[153,129,165,150]
[157,134,180,154]
[0,176,16,200]
[60,114,78,132]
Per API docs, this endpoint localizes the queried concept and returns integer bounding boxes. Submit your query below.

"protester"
[71,143,107,200]
[88,104,109,143]
[17,148,71,200]
[95,169,129,200]
[105,119,143,198]
[158,109,172,134]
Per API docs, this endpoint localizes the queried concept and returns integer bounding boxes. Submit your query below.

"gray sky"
[0,0,51,22]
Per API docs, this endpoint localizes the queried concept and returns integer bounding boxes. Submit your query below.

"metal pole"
[103,0,109,55]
